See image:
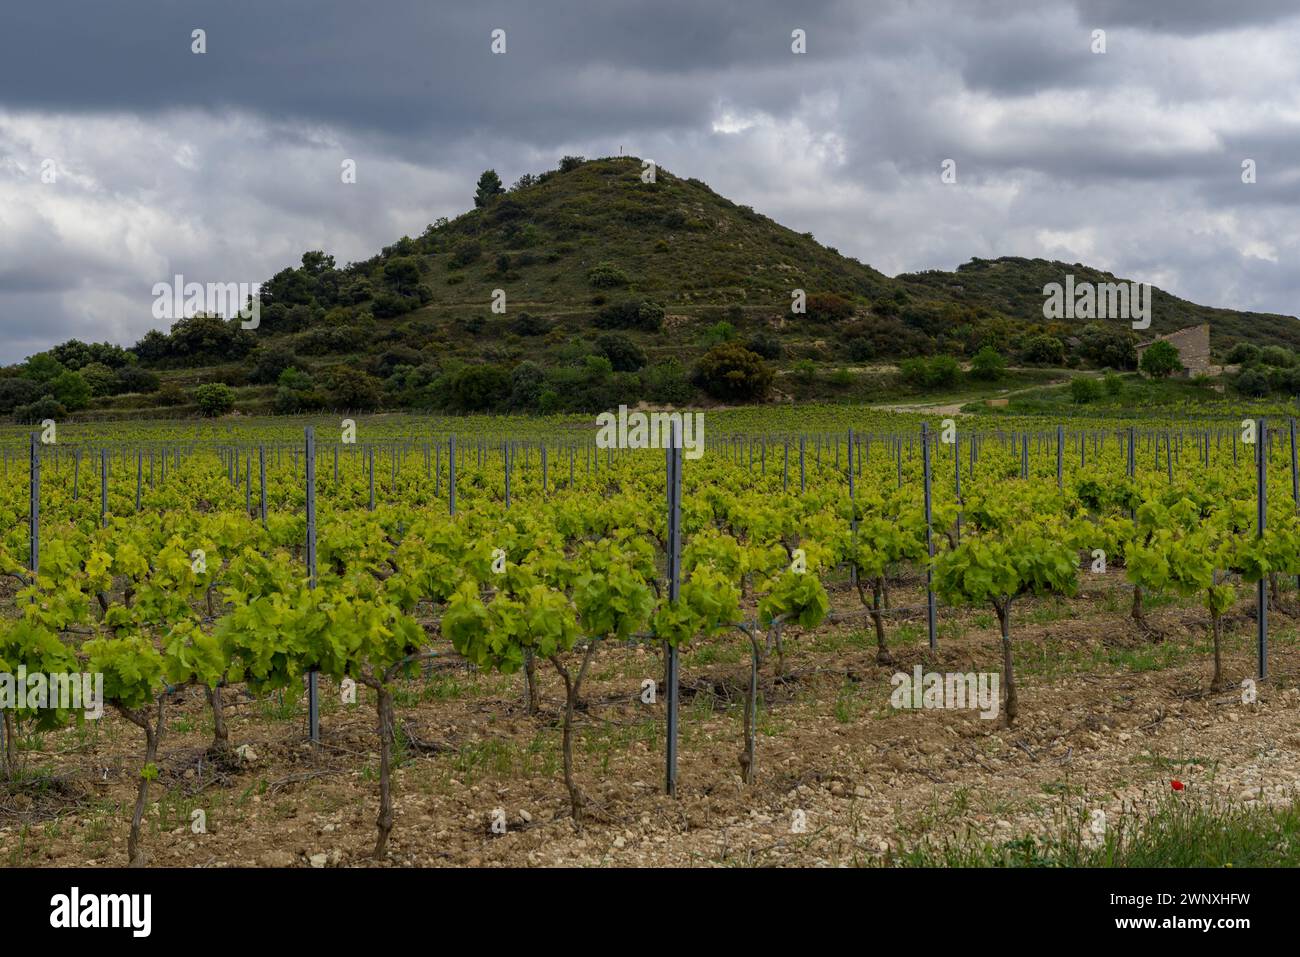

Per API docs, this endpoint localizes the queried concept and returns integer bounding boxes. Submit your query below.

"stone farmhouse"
[1135,323,1215,377]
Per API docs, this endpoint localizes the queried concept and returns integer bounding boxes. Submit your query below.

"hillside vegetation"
[3,156,1297,421]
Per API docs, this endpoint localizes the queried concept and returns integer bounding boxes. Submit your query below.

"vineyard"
[2,411,1300,867]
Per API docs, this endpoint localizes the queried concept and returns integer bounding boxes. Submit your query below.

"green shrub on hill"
[594,299,663,332]
[325,367,383,411]
[900,355,960,389]
[193,383,235,417]
[587,262,631,289]
[969,346,1006,381]
[1070,377,1102,403]
[804,293,855,323]
[691,344,772,401]
[13,396,65,424]
[596,333,646,372]
[1139,340,1181,378]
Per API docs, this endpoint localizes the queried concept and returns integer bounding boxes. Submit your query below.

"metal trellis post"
[1258,417,1268,680]
[306,428,320,744]
[921,423,937,651]
[665,421,683,797]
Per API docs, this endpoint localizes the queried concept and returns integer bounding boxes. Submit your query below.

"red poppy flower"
[1171,780,1185,791]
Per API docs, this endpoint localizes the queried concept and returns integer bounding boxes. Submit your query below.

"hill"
[2,155,1297,420]
[897,257,1300,351]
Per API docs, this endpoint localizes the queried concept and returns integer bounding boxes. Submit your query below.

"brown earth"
[3,578,1299,868]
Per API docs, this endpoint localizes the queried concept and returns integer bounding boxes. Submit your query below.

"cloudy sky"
[2,0,1298,364]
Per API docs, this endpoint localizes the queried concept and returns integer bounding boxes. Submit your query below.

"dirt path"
[876,375,1080,417]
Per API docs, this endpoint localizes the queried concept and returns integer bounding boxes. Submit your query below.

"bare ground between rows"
[3,586,1299,867]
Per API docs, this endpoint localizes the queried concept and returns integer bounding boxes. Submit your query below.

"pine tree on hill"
[474,169,504,208]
